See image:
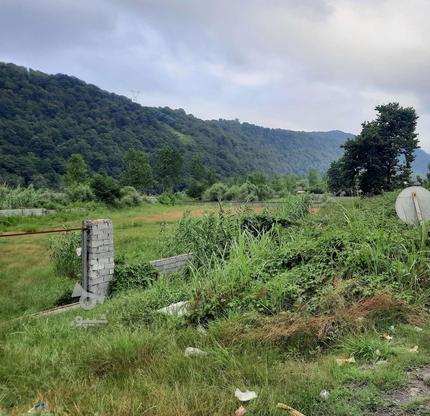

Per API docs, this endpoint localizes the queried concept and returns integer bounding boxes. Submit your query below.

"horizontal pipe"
[0,227,85,238]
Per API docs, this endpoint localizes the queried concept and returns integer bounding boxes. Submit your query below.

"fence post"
[83,219,114,297]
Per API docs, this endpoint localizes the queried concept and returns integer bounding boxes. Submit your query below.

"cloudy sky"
[1,0,430,149]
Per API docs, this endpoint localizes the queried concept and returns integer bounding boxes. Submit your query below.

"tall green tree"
[328,103,419,195]
[64,154,89,186]
[155,146,183,191]
[120,149,152,192]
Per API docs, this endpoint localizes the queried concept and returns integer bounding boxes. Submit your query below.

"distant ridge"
[0,62,428,186]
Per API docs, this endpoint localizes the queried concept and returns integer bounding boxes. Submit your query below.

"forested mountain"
[0,62,429,187]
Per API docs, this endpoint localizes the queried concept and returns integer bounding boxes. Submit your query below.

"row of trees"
[327,103,419,195]
[63,148,327,204]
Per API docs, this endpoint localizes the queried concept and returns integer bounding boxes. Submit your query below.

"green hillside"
[0,62,428,187]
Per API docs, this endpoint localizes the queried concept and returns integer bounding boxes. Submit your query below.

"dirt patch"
[371,366,430,415]
[134,206,263,223]
[309,207,321,214]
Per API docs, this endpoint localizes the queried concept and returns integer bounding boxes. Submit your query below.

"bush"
[48,232,81,280]
[111,261,159,294]
[224,184,240,201]
[65,183,95,203]
[119,186,142,207]
[203,182,227,201]
[237,182,258,201]
[0,184,65,209]
[90,174,121,205]
[186,181,207,199]
[158,192,176,205]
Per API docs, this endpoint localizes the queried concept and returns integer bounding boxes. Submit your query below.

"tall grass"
[0,184,66,209]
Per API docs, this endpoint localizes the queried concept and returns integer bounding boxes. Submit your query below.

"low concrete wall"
[150,253,193,274]
[0,207,86,217]
[0,208,55,217]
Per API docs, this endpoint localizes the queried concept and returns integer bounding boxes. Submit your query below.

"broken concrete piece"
[234,405,247,416]
[158,301,189,317]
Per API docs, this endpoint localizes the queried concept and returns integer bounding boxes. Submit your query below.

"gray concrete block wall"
[150,253,193,274]
[0,208,46,217]
[84,219,114,297]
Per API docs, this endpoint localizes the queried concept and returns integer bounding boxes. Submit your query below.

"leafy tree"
[307,169,320,188]
[120,149,152,192]
[190,154,206,181]
[64,154,89,187]
[328,103,419,195]
[327,159,353,195]
[155,146,183,191]
[246,171,267,186]
[90,174,121,204]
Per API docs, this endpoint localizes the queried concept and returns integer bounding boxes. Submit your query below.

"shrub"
[187,181,207,199]
[158,192,176,205]
[111,261,159,294]
[90,174,121,205]
[65,183,95,203]
[224,184,240,201]
[256,184,275,200]
[237,182,258,201]
[48,232,81,280]
[119,186,142,207]
[0,184,65,209]
[203,182,227,201]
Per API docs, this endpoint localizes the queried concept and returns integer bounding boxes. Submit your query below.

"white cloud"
[1,0,429,149]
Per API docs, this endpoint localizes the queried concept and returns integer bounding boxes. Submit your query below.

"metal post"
[412,192,424,225]
[81,222,88,292]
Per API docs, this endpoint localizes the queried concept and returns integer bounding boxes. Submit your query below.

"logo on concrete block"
[72,283,106,310]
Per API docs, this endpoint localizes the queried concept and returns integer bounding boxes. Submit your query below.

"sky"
[1,0,430,149]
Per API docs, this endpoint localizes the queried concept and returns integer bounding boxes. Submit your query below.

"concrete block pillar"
[83,219,114,297]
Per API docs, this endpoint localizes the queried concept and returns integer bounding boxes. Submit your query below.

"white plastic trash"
[235,388,257,402]
[184,347,207,357]
[320,389,330,400]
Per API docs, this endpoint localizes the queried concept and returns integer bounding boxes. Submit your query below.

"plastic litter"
[184,347,207,357]
[336,356,356,365]
[414,326,423,332]
[319,389,330,400]
[234,405,247,416]
[383,333,393,341]
[27,402,46,414]
[76,247,82,257]
[158,301,189,317]
[389,325,395,331]
[235,388,257,402]
[409,345,419,353]
[276,403,305,415]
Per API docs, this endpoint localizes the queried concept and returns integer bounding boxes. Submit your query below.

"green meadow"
[1,196,430,415]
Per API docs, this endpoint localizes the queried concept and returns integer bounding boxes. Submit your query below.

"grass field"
[1,197,430,415]
[0,203,221,320]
